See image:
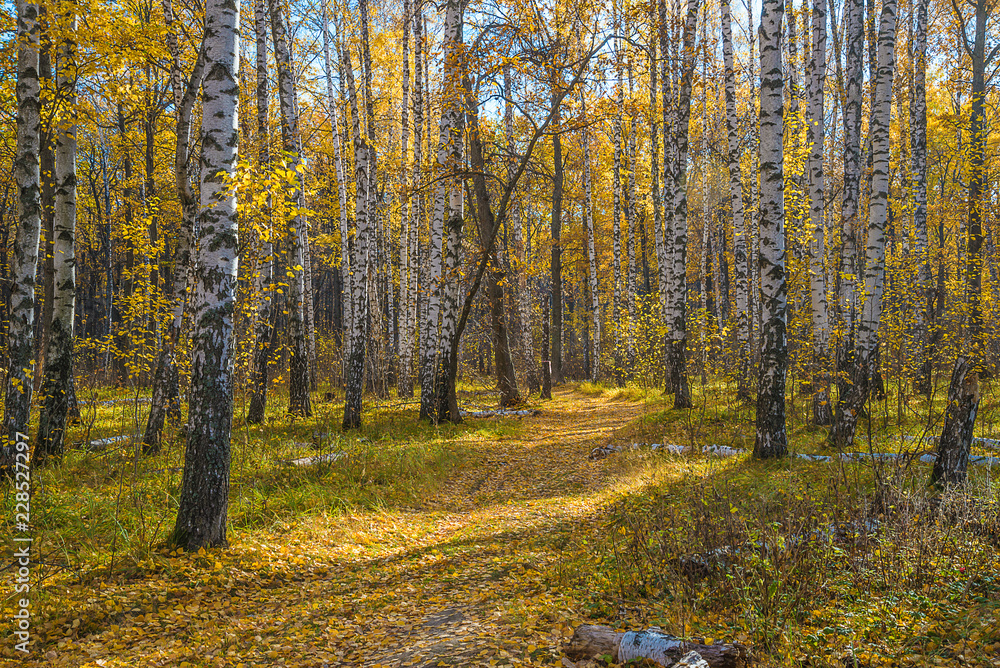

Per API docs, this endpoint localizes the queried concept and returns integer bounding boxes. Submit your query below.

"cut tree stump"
[565,625,749,668]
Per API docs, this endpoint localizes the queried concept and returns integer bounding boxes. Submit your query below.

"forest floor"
[4,383,1000,667]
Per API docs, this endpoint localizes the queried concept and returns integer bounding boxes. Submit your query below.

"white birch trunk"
[582,87,601,382]
[807,0,832,424]
[753,0,789,459]
[35,7,78,464]
[434,0,464,422]
[397,0,413,397]
[721,0,751,401]
[409,7,424,396]
[2,0,42,471]
[911,0,931,393]
[342,45,371,429]
[612,35,624,376]
[171,0,240,549]
[626,51,638,367]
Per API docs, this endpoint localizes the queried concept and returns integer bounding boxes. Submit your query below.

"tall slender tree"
[754,0,789,458]
[270,0,311,417]
[807,0,832,425]
[170,0,240,550]
[35,5,79,465]
[2,0,42,475]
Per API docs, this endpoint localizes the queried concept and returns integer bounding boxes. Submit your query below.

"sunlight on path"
[31,387,649,668]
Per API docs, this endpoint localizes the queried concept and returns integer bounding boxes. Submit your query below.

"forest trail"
[37,387,652,667]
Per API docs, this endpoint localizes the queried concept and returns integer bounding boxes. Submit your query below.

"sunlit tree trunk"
[409,7,424,396]
[321,1,351,392]
[35,7,77,465]
[170,0,240,550]
[807,0,832,425]
[721,0,751,402]
[665,0,699,409]
[342,45,371,429]
[434,0,465,421]
[397,0,413,397]
[2,0,42,474]
[753,0,788,458]
[582,86,601,382]
[831,0,897,450]
[612,32,624,384]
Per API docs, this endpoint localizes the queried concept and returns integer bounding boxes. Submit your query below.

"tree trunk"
[550,99,564,386]
[911,0,932,395]
[753,0,789,459]
[269,0,311,417]
[807,0,832,425]
[397,0,413,398]
[612,32,625,386]
[2,0,42,475]
[837,0,864,397]
[342,45,372,430]
[35,7,77,465]
[665,0,699,410]
[582,87,601,383]
[505,66,538,394]
[721,0,751,402]
[565,625,749,668]
[831,0,897,450]
[170,0,239,550]
[407,7,424,397]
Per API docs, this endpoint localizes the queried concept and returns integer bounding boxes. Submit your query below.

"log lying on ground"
[565,625,749,668]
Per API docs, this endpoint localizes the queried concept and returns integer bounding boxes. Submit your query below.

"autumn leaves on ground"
[4,385,1000,667]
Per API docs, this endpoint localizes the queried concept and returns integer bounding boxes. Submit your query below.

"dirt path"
[31,387,648,668]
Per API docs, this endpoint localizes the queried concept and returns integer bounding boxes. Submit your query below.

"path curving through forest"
[29,387,651,667]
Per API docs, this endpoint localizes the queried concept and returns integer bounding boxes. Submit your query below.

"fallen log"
[565,625,749,668]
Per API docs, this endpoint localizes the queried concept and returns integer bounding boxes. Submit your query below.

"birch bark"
[807,0,832,425]
[35,7,78,464]
[831,0,897,450]
[342,45,372,429]
[2,0,42,473]
[754,0,789,458]
[721,0,751,401]
[170,0,240,549]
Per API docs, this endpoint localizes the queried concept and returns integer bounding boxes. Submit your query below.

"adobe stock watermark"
[12,431,31,654]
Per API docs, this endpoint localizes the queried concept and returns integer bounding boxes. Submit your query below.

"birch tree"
[35,6,78,464]
[664,0,699,409]
[806,0,832,425]
[911,0,932,395]
[720,0,751,402]
[1,0,42,474]
[397,0,413,397]
[838,0,864,389]
[754,0,789,458]
[342,44,372,429]
[269,0,311,417]
[831,0,897,450]
[170,0,240,550]
[583,86,600,382]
